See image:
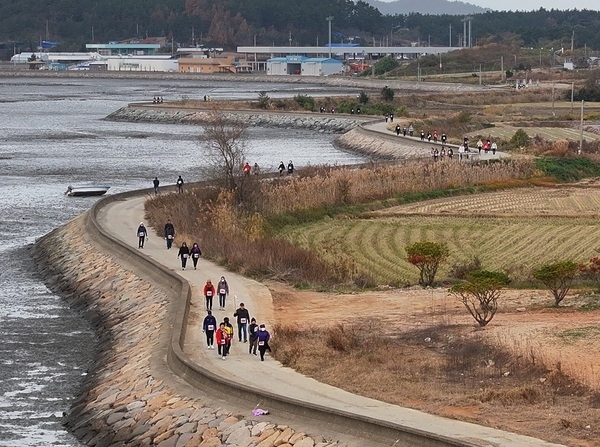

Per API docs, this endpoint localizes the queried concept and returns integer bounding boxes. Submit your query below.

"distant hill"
[363,0,491,15]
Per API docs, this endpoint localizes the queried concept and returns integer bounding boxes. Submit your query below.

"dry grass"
[145,159,535,287]
[270,322,600,446]
[256,159,535,215]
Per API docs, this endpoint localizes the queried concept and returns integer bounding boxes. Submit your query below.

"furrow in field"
[358,221,413,283]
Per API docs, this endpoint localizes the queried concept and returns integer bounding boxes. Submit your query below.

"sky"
[378,0,599,12]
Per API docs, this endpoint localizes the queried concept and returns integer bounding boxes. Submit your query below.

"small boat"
[65,185,110,197]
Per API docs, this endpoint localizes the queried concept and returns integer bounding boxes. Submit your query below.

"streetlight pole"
[326,16,333,59]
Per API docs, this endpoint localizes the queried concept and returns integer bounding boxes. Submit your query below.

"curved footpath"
[99,196,560,447]
[106,104,507,161]
[33,120,535,447]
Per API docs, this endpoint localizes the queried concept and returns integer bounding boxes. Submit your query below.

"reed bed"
[258,159,535,215]
[145,159,536,287]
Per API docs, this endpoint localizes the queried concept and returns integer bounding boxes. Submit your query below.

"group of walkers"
[202,285,272,361]
[135,219,273,362]
[389,119,500,157]
[152,175,185,195]
[135,218,202,271]
[278,160,294,176]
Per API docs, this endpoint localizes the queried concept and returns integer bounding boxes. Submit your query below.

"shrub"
[580,256,600,292]
[381,85,395,102]
[294,94,315,111]
[257,91,270,109]
[448,256,482,280]
[451,270,511,327]
[405,241,450,287]
[535,157,600,183]
[358,91,369,104]
[325,324,361,352]
[509,129,531,148]
[533,260,580,306]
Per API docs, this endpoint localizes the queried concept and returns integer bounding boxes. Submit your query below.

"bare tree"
[200,111,255,203]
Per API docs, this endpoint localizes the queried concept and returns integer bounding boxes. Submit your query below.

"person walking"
[215,323,230,360]
[233,302,250,343]
[202,310,217,350]
[243,162,251,175]
[395,124,401,136]
[190,243,202,270]
[256,324,271,361]
[217,276,229,310]
[203,279,215,311]
[287,160,294,175]
[491,141,498,155]
[223,317,234,355]
[177,242,190,270]
[176,175,184,193]
[164,219,175,249]
[136,222,147,249]
[248,318,259,355]
[278,161,285,176]
[153,177,160,194]
[408,124,414,137]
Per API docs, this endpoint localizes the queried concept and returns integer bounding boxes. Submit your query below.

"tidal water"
[0,76,368,446]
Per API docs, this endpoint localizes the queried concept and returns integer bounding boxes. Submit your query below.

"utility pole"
[449,23,452,47]
[571,82,574,114]
[326,16,333,59]
[579,100,584,154]
[571,30,574,52]
[501,56,504,81]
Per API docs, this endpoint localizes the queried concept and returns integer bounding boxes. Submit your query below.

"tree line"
[1,0,599,55]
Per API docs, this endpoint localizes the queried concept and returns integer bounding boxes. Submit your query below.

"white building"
[266,56,343,76]
[105,55,178,72]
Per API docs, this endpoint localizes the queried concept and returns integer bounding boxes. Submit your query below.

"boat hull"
[66,186,110,197]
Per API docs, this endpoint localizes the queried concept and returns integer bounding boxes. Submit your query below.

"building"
[178,53,251,74]
[105,55,177,72]
[85,42,161,56]
[266,56,343,76]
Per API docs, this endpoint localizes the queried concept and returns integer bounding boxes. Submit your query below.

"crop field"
[278,187,600,285]
[465,125,600,142]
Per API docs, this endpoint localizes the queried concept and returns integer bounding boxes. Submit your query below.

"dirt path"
[269,282,600,447]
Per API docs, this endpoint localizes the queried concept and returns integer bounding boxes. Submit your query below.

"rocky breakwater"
[106,106,363,134]
[33,213,345,447]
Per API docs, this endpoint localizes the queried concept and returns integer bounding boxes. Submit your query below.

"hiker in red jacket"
[215,323,231,360]
[203,279,216,311]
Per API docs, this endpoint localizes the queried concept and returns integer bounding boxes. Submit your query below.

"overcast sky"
[378,0,599,12]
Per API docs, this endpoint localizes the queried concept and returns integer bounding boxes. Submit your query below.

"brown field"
[278,185,600,285]
[270,184,600,447]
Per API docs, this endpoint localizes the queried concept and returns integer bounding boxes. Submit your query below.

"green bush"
[509,129,531,148]
[535,157,600,182]
[381,85,395,102]
[294,94,315,111]
[257,91,270,109]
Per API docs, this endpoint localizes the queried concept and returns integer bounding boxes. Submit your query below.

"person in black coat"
[233,303,250,343]
[136,222,147,249]
[202,310,217,349]
[248,318,259,355]
[177,242,190,270]
[164,219,175,249]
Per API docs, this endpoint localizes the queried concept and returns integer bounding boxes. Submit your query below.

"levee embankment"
[33,190,475,447]
[106,104,368,134]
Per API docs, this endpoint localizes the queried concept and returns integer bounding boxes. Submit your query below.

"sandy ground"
[270,282,600,446]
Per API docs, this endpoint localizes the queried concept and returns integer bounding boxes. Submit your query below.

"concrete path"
[96,195,564,447]
[362,121,509,160]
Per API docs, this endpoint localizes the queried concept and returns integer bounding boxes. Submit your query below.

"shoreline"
[0,68,488,93]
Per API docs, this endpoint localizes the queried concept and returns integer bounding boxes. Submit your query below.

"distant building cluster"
[10,36,464,77]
